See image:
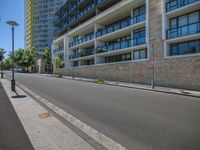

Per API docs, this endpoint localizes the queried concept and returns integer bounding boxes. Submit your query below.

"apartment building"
[52,0,200,90]
[25,0,64,57]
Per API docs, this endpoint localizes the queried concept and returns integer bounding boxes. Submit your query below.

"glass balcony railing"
[69,33,94,47]
[53,47,64,54]
[96,37,146,54]
[166,22,200,39]
[77,2,96,18]
[77,0,85,6]
[69,50,94,60]
[166,0,199,12]
[96,13,146,38]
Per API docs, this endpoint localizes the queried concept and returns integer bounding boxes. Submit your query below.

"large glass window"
[105,53,131,63]
[167,0,199,12]
[133,49,147,60]
[168,10,200,39]
[189,40,200,53]
[170,40,200,56]
[189,11,199,24]
[133,29,146,45]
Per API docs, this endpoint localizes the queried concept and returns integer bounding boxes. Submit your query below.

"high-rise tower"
[25,0,64,57]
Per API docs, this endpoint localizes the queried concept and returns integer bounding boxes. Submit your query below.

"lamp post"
[0,48,4,78]
[6,21,19,91]
[72,63,75,80]
[149,38,156,89]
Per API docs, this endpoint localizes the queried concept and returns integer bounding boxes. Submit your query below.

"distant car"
[14,68,23,73]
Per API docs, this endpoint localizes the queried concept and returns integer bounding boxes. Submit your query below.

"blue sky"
[0,0,24,57]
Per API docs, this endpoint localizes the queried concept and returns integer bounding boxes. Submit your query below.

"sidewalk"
[0,81,34,150]
[44,74,200,98]
[1,79,95,150]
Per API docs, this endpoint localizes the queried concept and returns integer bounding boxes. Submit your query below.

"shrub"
[95,78,105,84]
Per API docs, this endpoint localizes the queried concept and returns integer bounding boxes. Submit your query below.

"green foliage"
[2,57,12,70]
[3,47,37,71]
[43,47,52,64]
[54,56,61,68]
[0,49,6,61]
[95,78,105,84]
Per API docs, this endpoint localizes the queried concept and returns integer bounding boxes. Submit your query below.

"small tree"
[14,48,24,67]
[43,47,52,64]
[55,56,61,68]
[0,49,6,71]
[3,57,12,70]
[0,49,6,61]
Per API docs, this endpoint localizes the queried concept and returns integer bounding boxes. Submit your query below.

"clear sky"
[0,0,24,57]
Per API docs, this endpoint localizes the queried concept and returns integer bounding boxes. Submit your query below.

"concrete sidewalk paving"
[0,80,34,150]
[43,74,200,98]
[1,79,95,150]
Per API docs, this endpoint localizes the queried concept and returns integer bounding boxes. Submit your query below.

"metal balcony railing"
[96,13,145,38]
[166,22,200,39]
[69,33,94,47]
[96,37,146,54]
[69,50,94,60]
[166,0,199,12]
[53,47,64,54]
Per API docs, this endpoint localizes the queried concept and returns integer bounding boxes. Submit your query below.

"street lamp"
[149,37,156,89]
[7,21,19,91]
[0,48,4,78]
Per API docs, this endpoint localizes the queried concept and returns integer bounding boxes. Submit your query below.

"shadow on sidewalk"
[11,91,27,99]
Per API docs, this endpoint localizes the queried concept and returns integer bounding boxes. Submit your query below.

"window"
[134,51,140,60]
[133,29,146,45]
[178,42,188,55]
[133,5,145,17]
[168,10,200,38]
[189,12,199,24]
[189,40,200,53]
[170,18,177,28]
[170,40,200,56]
[133,49,147,60]
[105,53,131,63]
[73,61,79,67]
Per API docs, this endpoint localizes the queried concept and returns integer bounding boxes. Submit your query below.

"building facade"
[25,0,64,56]
[52,0,200,90]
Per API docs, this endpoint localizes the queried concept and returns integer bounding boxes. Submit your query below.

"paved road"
[5,72,200,150]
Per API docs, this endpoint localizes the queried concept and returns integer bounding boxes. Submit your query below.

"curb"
[43,74,200,99]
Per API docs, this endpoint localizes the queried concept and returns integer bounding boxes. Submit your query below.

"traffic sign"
[148,61,155,68]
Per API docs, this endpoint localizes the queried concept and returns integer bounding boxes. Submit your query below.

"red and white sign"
[148,61,155,68]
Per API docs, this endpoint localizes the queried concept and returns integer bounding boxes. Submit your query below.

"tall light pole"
[0,48,4,78]
[7,21,19,91]
[149,38,156,89]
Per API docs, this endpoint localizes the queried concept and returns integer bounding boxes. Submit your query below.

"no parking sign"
[148,61,155,68]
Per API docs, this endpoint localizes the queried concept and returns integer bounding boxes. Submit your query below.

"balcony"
[96,13,145,38]
[69,50,94,60]
[77,0,85,6]
[166,0,199,12]
[96,37,146,54]
[53,47,64,54]
[166,22,200,39]
[77,2,96,19]
[69,33,94,48]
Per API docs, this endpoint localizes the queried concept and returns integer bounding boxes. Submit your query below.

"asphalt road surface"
[5,72,200,150]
